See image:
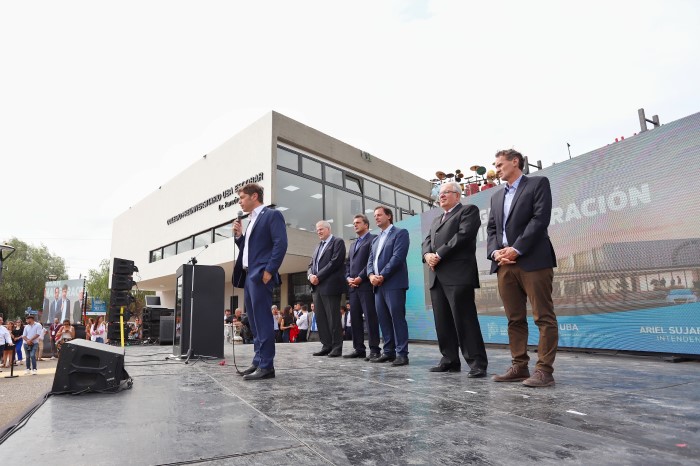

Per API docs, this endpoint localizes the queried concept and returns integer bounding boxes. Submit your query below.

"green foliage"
[86,258,110,303]
[0,238,68,320]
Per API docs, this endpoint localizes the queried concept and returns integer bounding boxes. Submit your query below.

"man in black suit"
[422,181,488,377]
[343,214,380,360]
[72,288,85,323]
[487,149,558,388]
[308,220,347,357]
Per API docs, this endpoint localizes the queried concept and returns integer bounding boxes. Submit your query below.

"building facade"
[110,111,431,311]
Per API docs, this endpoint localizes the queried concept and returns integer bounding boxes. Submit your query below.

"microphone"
[237,211,244,223]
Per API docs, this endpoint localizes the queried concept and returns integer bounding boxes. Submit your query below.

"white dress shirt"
[242,204,265,268]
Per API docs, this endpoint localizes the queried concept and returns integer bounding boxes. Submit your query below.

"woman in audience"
[13,318,24,365]
[91,315,106,343]
[1,320,15,368]
[279,306,296,343]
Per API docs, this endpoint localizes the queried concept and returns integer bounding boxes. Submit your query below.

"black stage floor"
[2,342,699,465]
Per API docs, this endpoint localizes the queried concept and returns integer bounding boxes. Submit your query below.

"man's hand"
[348,277,362,288]
[262,271,272,284]
[424,253,440,268]
[495,247,519,266]
[309,274,319,286]
[233,219,243,237]
[369,274,384,286]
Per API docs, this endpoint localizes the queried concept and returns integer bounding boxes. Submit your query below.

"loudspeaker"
[51,339,129,394]
[159,316,174,345]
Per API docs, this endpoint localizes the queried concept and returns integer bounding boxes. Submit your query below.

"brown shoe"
[522,369,555,387]
[492,364,530,382]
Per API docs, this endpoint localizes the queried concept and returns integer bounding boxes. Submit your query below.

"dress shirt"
[22,322,43,344]
[242,204,265,268]
[502,175,523,248]
[373,225,394,275]
[296,312,309,330]
[60,299,68,322]
[0,325,12,345]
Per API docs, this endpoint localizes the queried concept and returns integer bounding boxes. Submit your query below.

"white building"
[110,111,431,311]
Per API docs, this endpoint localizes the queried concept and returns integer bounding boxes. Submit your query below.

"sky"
[1,0,699,279]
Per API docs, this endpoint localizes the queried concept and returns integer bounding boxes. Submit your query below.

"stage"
[2,342,698,465]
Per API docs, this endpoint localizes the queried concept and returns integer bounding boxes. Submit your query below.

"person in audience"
[91,315,106,343]
[36,323,46,361]
[55,319,75,354]
[295,305,309,343]
[22,315,43,374]
[0,318,14,368]
[13,318,24,365]
[49,317,61,359]
[279,306,296,343]
[272,306,281,342]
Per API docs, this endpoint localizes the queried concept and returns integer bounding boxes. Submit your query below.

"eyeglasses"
[439,190,460,197]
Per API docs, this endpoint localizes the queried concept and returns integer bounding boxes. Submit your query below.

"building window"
[410,196,422,214]
[288,272,313,307]
[380,185,395,206]
[150,249,163,263]
[364,180,380,200]
[345,175,361,193]
[324,186,363,241]
[163,243,176,259]
[302,157,322,179]
[277,147,299,171]
[194,230,213,248]
[396,192,410,211]
[325,165,343,186]
[214,223,233,242]
[275,170,323,232]
[177,237,193,254]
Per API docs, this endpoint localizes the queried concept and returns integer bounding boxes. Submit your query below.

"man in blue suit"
[344,214,380,360]
[232,183,288,380]
[367,206,410,366]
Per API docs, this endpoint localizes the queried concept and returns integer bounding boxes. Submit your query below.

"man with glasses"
[422,182,488,376]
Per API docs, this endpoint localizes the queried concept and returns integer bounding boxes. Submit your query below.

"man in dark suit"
[367,206,410,366]
[308,220,347,357]
[422,181,488,377]
[232,183,288,380]
[45,287,59,324]
[72,288,85,323]
[56,285,70,323]
[344,214,380,360]
[487,149,558,387]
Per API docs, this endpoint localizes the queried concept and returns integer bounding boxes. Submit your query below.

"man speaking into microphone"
[232,183,288,380]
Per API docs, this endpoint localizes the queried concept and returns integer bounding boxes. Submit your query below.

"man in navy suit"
[367,206,410,366]
[487,149,558,387]
[344,214,380,360]
[232,183,288,380]
[308,221,347,357]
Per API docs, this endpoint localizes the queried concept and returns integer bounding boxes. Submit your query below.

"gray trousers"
[312,292,343,353]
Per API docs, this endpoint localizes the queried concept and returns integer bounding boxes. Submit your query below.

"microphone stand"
[184,245,208,364]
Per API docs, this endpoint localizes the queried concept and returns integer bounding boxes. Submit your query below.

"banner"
[42,279,86,324]
[401,111,700,355]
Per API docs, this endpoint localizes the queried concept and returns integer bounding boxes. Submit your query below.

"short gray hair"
[441,181,462,195]
[316,220,331,230]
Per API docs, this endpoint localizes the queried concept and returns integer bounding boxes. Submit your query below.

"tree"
[0,238,67,320]
[86,259,110,303]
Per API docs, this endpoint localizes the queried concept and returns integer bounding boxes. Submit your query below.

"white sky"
[1,0,699,279]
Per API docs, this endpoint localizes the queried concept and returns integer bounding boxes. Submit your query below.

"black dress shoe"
[371,354,396,363]
[238,365,258,376]
[327,351,342,358]
[467,368,487,378]
[343,351,366,359]
[313,350,331,356]
[365,353,381,362]
[243,367,275,380]
[429,363,461,373]
[391,356,409,366]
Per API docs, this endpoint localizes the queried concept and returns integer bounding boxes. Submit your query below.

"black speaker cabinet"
[174,264,224,358]
[159,316,174,344]
[52,339,129,394]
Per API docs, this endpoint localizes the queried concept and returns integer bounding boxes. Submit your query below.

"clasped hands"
[309,274,320,286]
[493,247,519,266]
[423,253,440,271]
[368,274,384,287]
[347,277,362,288]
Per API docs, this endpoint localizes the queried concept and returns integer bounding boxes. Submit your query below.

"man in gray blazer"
[308,220,347,357]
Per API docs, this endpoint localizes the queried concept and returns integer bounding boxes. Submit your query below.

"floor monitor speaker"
[51,339,130,394]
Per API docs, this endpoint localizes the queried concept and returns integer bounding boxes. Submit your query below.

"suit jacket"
[345,233,376,293]
[72,300,84,323]
[48,299,61,323]
[232,207,288,288]
[486,175,557,273]
[422,203,480,288]
[308,236,347,295]
[367,226,410,290]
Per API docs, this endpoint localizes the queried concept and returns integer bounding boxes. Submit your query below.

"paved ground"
[0,357,57,429]
[1,342,698,464]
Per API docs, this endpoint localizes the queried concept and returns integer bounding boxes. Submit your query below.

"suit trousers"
[497,264,558,373]
[244,275,276,369]
[375,287,409,357]
[312,292,342,353]
[430,278,487,370]
[348,289,380,355]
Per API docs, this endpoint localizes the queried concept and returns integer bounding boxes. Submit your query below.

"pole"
[120,306,125,347]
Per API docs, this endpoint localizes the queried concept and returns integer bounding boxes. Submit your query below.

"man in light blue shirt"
[22,315,43,374]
